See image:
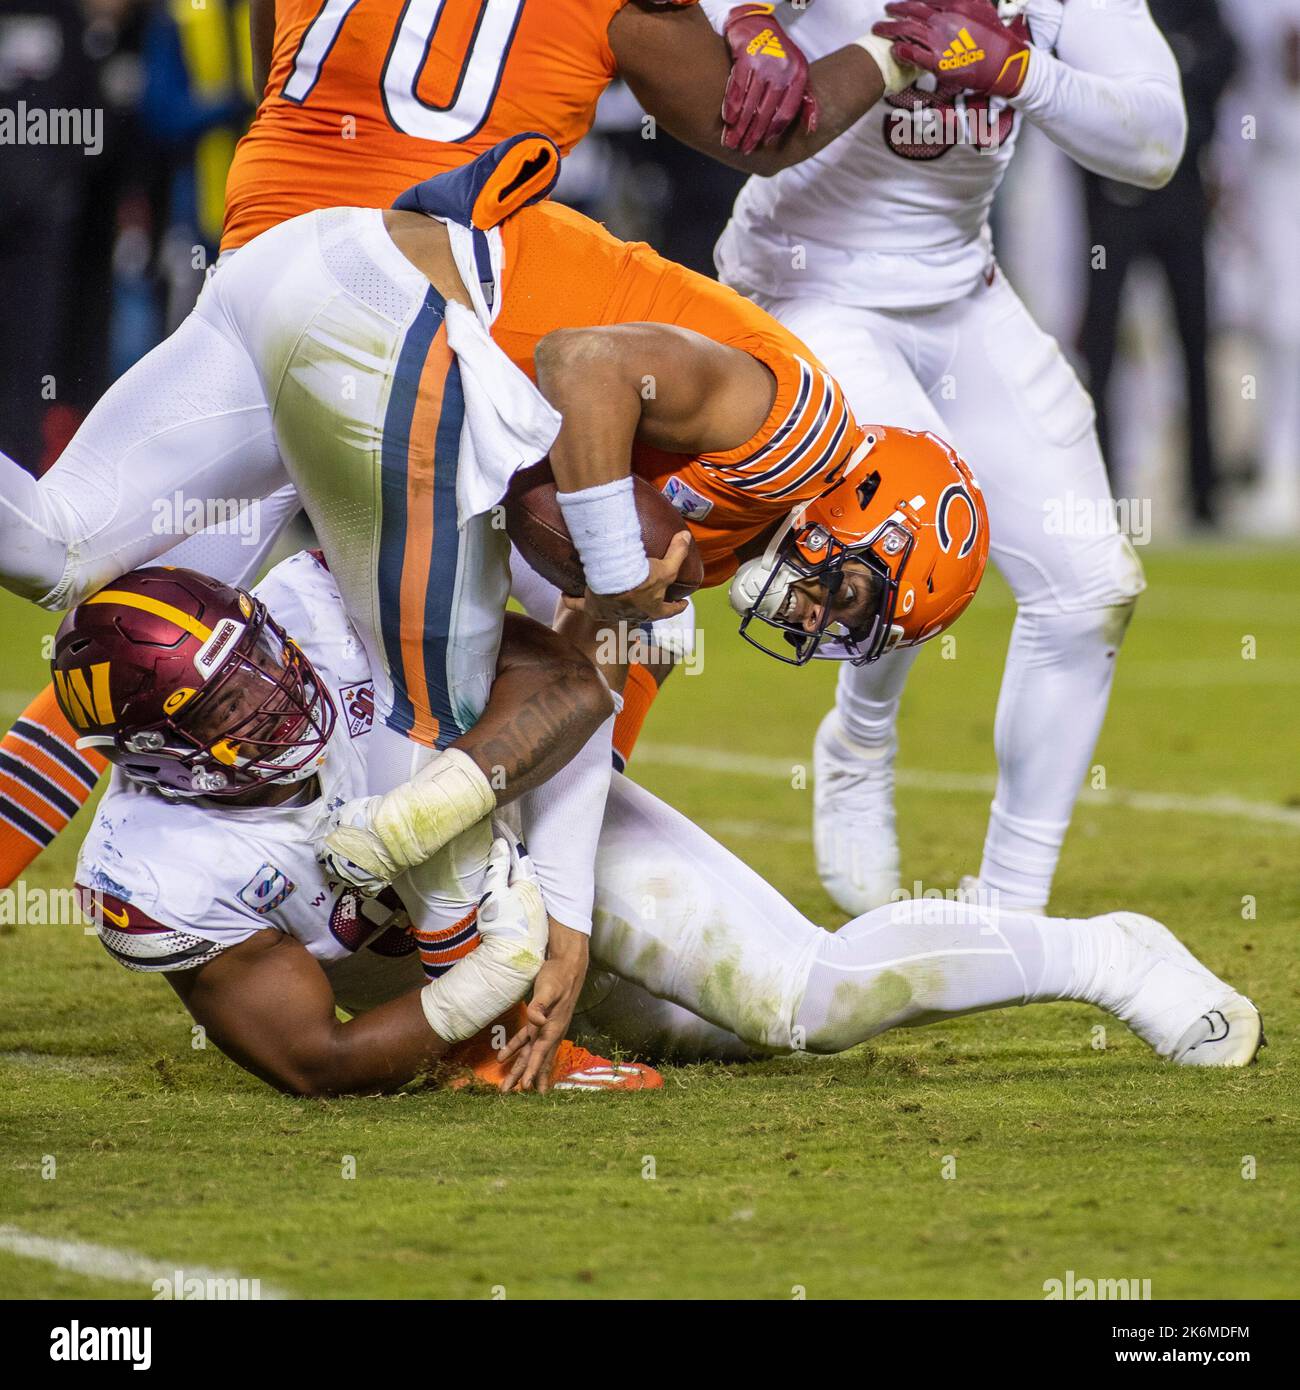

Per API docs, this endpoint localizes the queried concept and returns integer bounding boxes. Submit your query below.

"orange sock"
[0,684,107,889]
[612,661,660,771]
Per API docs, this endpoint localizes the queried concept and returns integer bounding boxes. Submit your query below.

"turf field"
[0,544,1296,1300]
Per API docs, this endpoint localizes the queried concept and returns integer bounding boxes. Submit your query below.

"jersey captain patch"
[237,863,296,915]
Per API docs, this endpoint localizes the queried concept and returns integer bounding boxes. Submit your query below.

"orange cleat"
[549,1041,663,1092]
[444,1004,526,1091]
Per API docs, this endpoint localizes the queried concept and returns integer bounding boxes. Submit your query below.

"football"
[502,458,705,600]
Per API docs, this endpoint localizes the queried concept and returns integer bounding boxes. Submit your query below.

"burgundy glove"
[873,0,1032,99]
[721,4,819,155]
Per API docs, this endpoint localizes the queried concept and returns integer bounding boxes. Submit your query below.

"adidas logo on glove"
[939,27,986,71]
[745,27,787,59]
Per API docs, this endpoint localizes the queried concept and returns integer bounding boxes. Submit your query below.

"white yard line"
[0,1225,290,1299]
[637,743,1300,833]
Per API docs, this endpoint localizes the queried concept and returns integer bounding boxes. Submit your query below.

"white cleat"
[1105,913,1264,1068]
[813,710,901,914]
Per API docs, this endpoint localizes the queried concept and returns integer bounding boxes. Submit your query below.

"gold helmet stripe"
[84,590,214,642]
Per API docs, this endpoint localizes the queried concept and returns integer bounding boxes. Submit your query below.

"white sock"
[979,604,1135,909]
[833,644,920,749]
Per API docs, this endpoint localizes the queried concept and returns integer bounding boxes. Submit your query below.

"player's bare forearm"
[536,325,758,621]
[610,5,886,176]
[249,0,276,99]
[169,931,452,1096]
[452,613,613,804]
[534,329,647,494]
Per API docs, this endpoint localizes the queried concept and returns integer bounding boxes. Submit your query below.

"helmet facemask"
[115,603,336,799]
[733,517,909,667]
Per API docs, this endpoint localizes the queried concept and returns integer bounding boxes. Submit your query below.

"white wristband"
[855,31,918,97]
[556,476,649,595]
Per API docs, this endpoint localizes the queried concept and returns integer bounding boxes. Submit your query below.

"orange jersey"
[224,0,635,251]
[492,201,864,586]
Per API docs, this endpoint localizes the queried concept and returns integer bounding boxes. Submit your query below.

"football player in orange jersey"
[0,0,923,890]
[0,137,988,1082]
[227,0,919,251]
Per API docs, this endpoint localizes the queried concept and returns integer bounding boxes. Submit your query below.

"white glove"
[316,747,496,896]
[476,834,546,942]
[420,836,548,1043]
[318,796,390,896]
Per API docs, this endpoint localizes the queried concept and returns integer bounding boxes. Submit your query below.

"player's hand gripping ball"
[502,459,704,602]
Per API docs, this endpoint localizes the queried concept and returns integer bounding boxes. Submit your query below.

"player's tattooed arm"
[452,613,614,804]
[319,615,612,895]
[249,0,277,98]
[610,2,891,176]
[167,930,455,1096]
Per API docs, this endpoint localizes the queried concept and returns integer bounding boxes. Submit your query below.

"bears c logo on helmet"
[936,481,980,558]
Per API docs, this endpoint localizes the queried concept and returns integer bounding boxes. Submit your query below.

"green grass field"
[0,544,1296,1300]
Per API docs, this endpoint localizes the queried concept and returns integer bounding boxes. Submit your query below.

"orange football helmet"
[728,427,989,665]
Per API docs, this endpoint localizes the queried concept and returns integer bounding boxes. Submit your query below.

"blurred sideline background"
[1,0,1296,542]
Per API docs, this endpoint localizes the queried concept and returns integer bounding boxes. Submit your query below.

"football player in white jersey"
[66,551,667,1094]
[68,555,1262,1092]
[697,0,1186,917]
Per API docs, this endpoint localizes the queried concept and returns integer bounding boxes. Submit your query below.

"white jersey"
[707,0,1062,308]
[75,551,469,1011]
[707,0,1183,309]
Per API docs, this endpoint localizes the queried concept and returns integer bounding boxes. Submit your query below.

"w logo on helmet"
[936,483,980,558]
[53,663,115,730]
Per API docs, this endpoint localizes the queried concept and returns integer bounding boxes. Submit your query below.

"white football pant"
[757,272,1146,909]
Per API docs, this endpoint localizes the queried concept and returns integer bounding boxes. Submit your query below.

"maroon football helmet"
[50,567,336,799]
